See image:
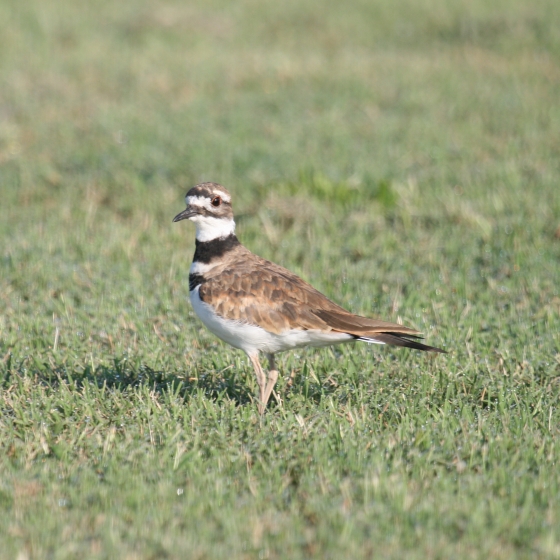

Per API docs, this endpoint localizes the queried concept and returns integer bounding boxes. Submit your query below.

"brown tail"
[312,309,446,353]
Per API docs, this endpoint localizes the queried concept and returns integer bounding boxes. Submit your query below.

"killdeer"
[173,182,445,414]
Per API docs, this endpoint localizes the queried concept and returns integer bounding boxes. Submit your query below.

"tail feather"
[358,332,446,353]
[311,308,446,353]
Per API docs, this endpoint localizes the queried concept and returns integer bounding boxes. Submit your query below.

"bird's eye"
[211,196,221,207]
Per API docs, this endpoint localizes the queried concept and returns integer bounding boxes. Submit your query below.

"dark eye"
[211,196,221,207]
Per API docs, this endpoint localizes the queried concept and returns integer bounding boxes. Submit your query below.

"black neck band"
[193,234,240,264]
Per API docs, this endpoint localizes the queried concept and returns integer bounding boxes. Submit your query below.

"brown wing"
[198,247,435,345]
[199,253,345,334]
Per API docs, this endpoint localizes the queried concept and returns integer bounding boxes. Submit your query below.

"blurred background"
[1,0,560,556]
[1,0,558,361]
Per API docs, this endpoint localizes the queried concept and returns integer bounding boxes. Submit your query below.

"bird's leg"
[263,353,279,409]
[248,353,267,415]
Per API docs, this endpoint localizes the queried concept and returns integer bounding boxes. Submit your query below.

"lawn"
[1,0,559,558]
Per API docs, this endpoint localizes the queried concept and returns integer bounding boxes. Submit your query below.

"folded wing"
[199,249,445,352]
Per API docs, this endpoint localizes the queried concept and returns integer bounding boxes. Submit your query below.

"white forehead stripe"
[186,195,213,211]
[185,192,231,209]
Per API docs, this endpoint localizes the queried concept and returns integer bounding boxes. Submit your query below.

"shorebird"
[173,182,445,414]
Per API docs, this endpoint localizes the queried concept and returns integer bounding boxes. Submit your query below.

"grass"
[1,0,560,557]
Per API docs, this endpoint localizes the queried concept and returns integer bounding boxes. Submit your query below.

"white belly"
[189,286,355,355]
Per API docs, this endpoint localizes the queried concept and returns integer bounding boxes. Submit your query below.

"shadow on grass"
[0,354,258,408]
[0,353,347,411]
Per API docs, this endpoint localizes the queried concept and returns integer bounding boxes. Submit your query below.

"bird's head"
[173,182,235,242]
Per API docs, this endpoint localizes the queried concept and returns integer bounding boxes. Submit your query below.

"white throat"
[192,215,236,242]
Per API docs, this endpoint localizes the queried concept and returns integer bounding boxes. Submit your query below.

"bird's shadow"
[2,356,257,409]
[1,353,347,412]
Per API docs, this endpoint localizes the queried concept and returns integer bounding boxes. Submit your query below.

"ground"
[1,0,559,558]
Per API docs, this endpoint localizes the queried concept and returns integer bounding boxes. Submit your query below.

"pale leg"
[248,353,267,415]
[263,353,279,409]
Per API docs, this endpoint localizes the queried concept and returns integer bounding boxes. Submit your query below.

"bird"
[173,182,445,414]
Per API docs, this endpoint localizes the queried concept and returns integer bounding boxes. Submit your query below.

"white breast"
[189,286,355,355]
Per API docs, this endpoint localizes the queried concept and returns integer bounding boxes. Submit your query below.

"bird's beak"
[173,207,197,222]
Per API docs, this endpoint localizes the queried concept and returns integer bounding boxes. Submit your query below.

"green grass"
[1,0,560,557]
